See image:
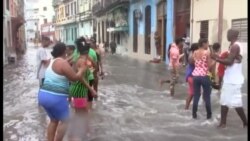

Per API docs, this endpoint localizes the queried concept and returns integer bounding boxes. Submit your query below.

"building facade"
[53,0,65,42]
[191,0,248,78]
[25,8,40,43]
[78,0,93,38]
[93,0,130,55]
[54,0,78,44]
[37,0,55,37]
[6,0,26,63]
[3,0,13,65]
[41,22,56,41]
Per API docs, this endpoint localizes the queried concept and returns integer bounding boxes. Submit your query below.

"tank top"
[223,42,244,84]
[192,50,209,76]
[41,58,70,95]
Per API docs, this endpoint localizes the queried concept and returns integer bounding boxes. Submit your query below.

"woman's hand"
[90,88,97,98]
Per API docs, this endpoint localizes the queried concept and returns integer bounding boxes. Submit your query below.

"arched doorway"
[133,10,138,53]
[145,5,151,54]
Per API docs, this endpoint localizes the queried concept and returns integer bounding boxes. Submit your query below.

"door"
[145,6,151,54]
[133,10,138,53]
[163,18,166,61]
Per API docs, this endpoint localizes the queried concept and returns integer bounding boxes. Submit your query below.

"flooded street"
[4,46,248,141]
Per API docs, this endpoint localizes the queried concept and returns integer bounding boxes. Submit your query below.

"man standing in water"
[110,40,117,54]
[211,29,247,128]
[36,36,51,87]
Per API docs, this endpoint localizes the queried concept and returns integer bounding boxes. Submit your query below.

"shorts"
[38,90,69,121]
[72,98,88,108]
[187,77,194,96]
[87,80,94,102]
[220,83,243,108]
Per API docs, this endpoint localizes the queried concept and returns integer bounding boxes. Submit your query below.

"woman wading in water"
[68,37,97,140]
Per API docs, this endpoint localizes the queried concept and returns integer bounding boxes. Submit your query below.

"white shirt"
[223,42,244,85]
[36,47,50,79]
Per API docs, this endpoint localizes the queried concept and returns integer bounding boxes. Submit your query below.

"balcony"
[52,0,63,7]
[92,0,129,16]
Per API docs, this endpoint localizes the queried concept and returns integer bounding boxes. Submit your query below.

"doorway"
[157,1,166,60]
[145,5,151,54]
[133,10,138,53]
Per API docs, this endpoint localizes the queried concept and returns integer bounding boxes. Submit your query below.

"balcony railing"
[92,0,129,16]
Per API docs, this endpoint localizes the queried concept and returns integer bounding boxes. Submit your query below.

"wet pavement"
[4,46,248,141]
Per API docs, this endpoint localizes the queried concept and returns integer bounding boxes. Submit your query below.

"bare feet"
[217,124,226,128]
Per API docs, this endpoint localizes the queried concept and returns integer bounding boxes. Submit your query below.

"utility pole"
[218,0,224,44]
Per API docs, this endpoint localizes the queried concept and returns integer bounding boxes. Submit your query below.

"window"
[71,3,73,15]
[44,19,47,24]
[6,0,9,10]
[74,2,77,15]
[75,27,77,40]
[145,5,151,54]
[43,7,47,11]
[81,22,84,27]
[66,29,69,41]
[68,5,70,16]
[72,28,74,40]
[65,5,68,16]
[89,2,91,10]
[200,20,209,39]
[117,33,120,44]
[232,18,248,42]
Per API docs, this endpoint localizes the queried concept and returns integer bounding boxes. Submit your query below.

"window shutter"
[200,20,209,39]
[232,19,248,42]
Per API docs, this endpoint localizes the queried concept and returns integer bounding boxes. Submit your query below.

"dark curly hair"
[198,38,208,48]
[75,37,90,55]
[189,43,199,52]
[212,42,221,52]
[51,43,66,58]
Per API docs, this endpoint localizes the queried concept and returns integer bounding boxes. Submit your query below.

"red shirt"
[217,51,229,77]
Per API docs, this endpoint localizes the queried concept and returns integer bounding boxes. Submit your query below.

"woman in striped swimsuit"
[68,37,97,140]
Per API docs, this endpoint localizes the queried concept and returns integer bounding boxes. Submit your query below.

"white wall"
[191,0,248,80]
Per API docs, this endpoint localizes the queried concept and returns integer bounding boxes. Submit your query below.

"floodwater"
[4,46,248,141]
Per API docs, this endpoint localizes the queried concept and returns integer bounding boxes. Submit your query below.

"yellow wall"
[56,4,65,24]
[191,0,247,51]
[79,0,91,13]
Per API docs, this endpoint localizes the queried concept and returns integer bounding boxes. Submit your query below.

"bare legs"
[47,120,58,141]
[218,105,247,128]
[55,121,68,141]
[47,119,68,141]
[69,108,89,140]
[185,95,193,110]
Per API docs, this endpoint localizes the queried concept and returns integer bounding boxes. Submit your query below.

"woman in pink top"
[169,39,184,96]
[160,38,184,96]
[191,38,214,119]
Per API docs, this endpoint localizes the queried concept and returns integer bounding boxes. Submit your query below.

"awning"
[107,26,128,32]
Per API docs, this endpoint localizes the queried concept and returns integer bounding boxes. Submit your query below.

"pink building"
[41,22,56,42]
